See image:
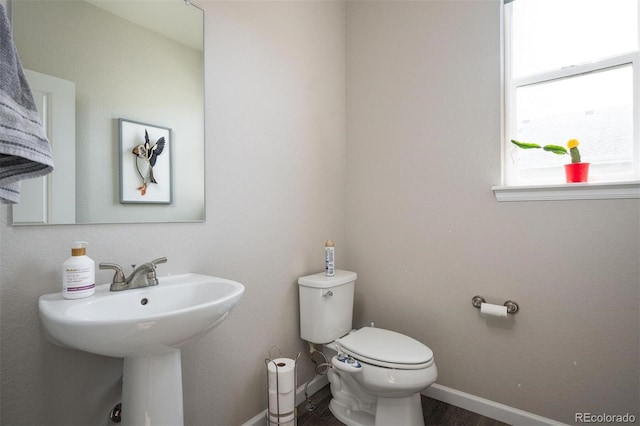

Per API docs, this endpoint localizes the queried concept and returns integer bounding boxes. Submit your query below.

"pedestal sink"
[38,273,245,426]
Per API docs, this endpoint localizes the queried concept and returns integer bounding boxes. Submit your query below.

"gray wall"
[345,1,639,424]
[1,1,638,425]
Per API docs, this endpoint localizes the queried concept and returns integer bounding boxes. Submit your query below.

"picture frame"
[118,118,172,204]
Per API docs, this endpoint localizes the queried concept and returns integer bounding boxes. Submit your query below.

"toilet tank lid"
[298,270,357,289]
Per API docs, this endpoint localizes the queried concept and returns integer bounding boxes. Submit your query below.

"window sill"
[492,181,640,202]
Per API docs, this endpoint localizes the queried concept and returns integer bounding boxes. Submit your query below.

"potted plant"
[511,138,590,183]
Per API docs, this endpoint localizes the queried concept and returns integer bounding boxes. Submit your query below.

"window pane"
[512,0,638,78]
[512,65,633,179]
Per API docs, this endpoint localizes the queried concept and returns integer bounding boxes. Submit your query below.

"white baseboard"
[242,375,329,426]
[423,383,568,426]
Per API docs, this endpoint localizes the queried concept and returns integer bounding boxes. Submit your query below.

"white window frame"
[494,0,640,201]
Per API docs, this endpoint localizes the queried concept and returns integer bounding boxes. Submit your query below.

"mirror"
[10,0,204,225]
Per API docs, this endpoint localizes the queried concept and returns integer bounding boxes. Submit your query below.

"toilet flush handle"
[323,290,333,299]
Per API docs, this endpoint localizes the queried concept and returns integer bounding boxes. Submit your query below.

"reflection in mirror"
[11,0,204,225]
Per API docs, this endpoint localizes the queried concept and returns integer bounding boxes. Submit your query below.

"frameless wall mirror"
[10,0,205,225]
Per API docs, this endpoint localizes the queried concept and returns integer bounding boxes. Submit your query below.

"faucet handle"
[145,258,167,286]
[99,263,126,284]
[150,257,167,268]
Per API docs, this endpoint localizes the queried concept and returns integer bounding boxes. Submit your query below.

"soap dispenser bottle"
[62,241,95,299]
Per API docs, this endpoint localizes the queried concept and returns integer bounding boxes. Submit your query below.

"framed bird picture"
[118,118,172,204]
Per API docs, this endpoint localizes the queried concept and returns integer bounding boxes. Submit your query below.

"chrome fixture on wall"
[472,295,519,314]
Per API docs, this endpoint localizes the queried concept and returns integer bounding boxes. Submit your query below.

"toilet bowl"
[298,271,437,426]
[326,327,437,426]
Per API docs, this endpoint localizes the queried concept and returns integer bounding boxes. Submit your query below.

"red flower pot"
[564,162,590,183]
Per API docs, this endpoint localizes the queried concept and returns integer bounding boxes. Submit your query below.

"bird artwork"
[132,129,166,195]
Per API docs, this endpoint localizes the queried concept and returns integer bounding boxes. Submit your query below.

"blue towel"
[0,3,54,204]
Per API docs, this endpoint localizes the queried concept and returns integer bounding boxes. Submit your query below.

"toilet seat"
[336,327,433,370]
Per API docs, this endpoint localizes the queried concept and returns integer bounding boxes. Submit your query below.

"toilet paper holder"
[265,346,301,426]
[472,295,519,314]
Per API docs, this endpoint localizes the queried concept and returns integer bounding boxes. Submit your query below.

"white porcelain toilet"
[298,270,437,426]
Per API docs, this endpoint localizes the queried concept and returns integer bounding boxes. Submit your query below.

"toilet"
[298,270,437,426]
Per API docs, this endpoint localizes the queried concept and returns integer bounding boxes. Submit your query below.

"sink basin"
[38,273,244,425]
[39,273,244,358]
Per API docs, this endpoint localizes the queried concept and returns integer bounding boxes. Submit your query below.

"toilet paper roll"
[268,405,294,424]
[268,389,295,418]
[268,414,295,426]
[267,358,295,394]
[480,302,508,317]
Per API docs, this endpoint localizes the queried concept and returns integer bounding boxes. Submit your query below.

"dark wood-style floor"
[297,385,510,426]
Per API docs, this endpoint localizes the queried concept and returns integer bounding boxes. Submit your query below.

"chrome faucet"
[99,257,167,291]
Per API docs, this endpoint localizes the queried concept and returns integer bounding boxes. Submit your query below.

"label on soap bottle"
[63,262,95,299]
[64,266,94,290]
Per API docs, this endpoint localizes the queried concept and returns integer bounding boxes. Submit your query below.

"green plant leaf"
[511,140,541,149]
[542,144,568,155]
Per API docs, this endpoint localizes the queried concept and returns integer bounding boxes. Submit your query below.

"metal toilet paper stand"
[265,347,301,426]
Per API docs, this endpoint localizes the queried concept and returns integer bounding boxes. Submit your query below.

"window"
[503,0,640,187]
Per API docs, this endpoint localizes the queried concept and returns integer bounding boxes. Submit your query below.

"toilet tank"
[298,270,357,344]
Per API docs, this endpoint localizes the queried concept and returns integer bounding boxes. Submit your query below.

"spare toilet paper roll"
[268,412,294,426]
[268,389,295,418]
[480,302,508,317]
[267,358,295,394]
[269,392,296,424]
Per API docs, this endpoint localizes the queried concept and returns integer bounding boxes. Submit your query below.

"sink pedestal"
[122,349,184,426]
